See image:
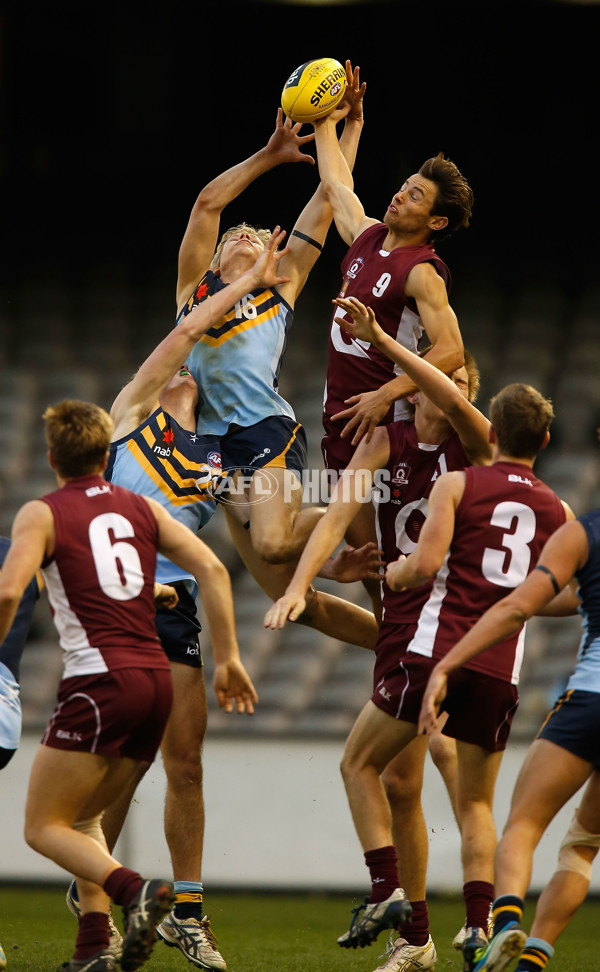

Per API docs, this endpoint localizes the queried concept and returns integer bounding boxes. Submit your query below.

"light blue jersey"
[567,508,600,695]
[177,271,296,436]
[105,408,220,591]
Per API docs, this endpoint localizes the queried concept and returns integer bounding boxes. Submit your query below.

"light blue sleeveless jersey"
[567,508,600,694]
[105,408,219,590]
[177,271,296,436]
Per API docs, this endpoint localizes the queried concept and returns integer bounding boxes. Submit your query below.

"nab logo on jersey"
[346,257,365,280]
[154,445,172,458]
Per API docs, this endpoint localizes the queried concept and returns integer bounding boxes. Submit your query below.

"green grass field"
[0,886,596,971]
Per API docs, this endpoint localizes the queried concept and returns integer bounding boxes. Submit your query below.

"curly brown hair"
[418,152,474,242]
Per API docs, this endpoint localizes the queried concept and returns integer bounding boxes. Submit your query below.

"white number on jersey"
[481,501,536,588]
[234,295,258,320]
[394,498,428,556]
[88,512,145,601]
[372,273,391,297]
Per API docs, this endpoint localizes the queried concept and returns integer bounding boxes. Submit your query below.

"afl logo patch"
[208,451,222,468]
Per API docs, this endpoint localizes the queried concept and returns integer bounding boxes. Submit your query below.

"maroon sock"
[103,866,143,907]
[464,880,494,932]
[401,899,429,946]
[73,912,110,961]
[364,845,399,904]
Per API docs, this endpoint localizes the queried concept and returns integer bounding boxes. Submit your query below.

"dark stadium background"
[2,0,598,316]
[1,0,600,902]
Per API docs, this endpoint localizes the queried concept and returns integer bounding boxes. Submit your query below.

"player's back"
[325,223,450,422]
[106,407,217,587]
[408,461,566,683]
[40,474,168,678]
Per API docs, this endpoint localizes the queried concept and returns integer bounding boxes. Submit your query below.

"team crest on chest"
[392,462,410,486]
[346,256,364,280]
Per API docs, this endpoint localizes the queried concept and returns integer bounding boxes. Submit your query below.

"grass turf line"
[0,887,597,970]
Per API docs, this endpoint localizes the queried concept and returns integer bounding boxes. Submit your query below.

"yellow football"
[281,57,347,124]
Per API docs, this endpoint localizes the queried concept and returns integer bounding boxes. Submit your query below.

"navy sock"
[491,894,524,936]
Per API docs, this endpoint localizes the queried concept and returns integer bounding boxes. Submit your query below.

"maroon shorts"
[372,621,519,753]
[42,668,173,762]
[321,414,355,475]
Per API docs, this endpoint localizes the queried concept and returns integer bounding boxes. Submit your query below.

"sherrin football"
[281,57,347,124]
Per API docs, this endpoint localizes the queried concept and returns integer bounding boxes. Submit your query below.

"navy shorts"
[537,689,600,768]
[218,416,307,482]
[372,621,519,753]
[42,668,173,761]
[155,582,203,669]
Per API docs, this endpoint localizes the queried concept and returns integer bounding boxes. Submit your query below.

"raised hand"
[334,295,382,345]
[265,108,316,164]
[250,226,291,289]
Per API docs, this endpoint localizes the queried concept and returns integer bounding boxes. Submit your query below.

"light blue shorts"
[0,663,22,751]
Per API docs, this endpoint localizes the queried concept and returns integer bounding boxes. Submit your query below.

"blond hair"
[43,400,113,478]
[210,223,272,271]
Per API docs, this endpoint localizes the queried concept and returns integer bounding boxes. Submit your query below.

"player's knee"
[381,764,422,810]
[163,745,203,787]
[253,532,294,564]
[427,733,457,777]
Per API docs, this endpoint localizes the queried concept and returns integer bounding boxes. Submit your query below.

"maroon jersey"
[375,421,469,624]
[324,223,450,424]
[40,474,169,678]
[406,462,567,683]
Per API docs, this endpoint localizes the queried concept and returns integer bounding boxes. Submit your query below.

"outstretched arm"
[264,428,390,629]
[149,499,258,714]
[0,502,53,645]
[111,229,290,439]
[418,518,588,734]
[278,61,368,303]
[335,295,491,464]
[177,110,315,312]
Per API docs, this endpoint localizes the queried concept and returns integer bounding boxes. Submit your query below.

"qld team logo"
[346,257,364,280]
[391,463,411,486]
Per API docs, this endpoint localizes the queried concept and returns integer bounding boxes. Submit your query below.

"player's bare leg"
[161,662,207,882]
[246,467,325,564]
[525,773,600,951]
[337,704,417,949]
[382,741,429,902]
[344,500,382,623]
[469,745,593,972]
[378,739,439,969]
[341,703,420,851]
[156,663,225,970]
[494,740,592,900]
[26,746,174,970]
[454,741,503,969]
[225,508,378,649]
